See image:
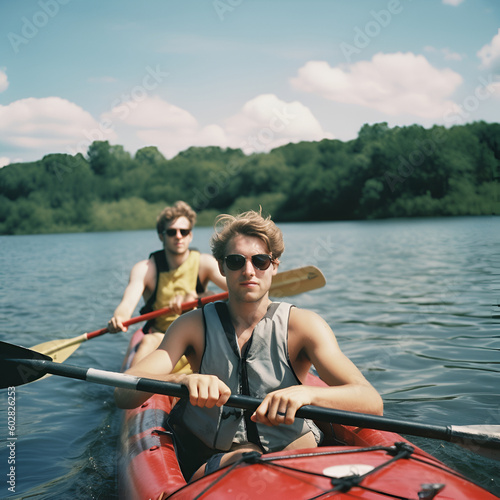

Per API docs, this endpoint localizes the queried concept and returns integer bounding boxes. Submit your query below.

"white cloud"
[0,69,8,92]
[0,93,332,162]
[442,0,465,6]
[102,94,332,158]
[0,157,11,168]
[0,97,116,157]
[424,46,464,61]
[487,81,500,98]
[102,95,203,158]
[477,29,500,69]
[109,95,198,130]
[224,94,333,154]
[290,53,463,118]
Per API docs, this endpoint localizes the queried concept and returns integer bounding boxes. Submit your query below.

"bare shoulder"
[288,306,340,354]
[170,307,204,329]
[198,253,227,290]
[162,308,205,350]
[128,256,156,289]
[199,252,218,268]
[130,257,155,276]
[289,306,333,337]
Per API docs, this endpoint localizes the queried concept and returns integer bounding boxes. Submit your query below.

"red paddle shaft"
[85,292,229,340]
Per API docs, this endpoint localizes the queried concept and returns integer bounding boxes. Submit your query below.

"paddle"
[2,341,499,461]
[30,265,326,363]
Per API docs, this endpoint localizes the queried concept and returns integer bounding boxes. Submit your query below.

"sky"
[1,0,499,168]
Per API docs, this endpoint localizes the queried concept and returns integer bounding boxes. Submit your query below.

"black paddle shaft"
[2,345,499,455]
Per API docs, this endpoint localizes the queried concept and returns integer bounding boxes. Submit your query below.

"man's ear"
[272,259,279,276]
[158,232,164,243]
[218,260,225,277]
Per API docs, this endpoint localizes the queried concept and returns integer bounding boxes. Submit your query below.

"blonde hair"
[156,201,197,234]
[210,209,284,261]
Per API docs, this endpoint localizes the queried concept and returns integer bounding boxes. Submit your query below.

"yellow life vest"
[141,250,203,332]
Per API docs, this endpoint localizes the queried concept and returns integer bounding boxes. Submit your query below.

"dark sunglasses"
[164,228,191,237]
[224,254,274,271]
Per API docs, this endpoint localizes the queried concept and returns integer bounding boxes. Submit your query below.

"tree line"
[1,121,498,235]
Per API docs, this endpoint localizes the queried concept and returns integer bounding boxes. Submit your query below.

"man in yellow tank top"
[108,201,227,365]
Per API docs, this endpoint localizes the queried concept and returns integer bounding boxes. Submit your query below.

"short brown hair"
[156,201,197,234]
[210,209,284,261]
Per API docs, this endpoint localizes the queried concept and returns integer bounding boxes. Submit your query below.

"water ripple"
[1,217,499,497]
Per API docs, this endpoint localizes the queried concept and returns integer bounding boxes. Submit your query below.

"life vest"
[169,301,321,452]
[140,249,205,332]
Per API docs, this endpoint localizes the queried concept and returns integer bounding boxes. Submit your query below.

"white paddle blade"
[450,425,500,460]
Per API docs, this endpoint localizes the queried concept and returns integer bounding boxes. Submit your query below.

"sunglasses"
[164,228,191,237]
[224,254,274,271]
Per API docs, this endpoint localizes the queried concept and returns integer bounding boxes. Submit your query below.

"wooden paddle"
[30,265,326,363]
[1,341,499,460]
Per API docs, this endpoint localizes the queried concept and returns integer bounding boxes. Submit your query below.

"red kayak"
[118,328,497,499]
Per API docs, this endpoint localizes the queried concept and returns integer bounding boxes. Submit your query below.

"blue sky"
[1,0,499,167]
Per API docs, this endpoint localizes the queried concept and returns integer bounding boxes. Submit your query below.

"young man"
[108,201,227,364]
[115,210,383,480]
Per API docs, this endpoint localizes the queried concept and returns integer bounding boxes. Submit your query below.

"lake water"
[1,216,499,498]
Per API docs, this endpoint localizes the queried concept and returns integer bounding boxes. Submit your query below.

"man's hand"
[251,385,312,426]
[182,373,231,409]
[169,292,198,315]
[108,315,129,333]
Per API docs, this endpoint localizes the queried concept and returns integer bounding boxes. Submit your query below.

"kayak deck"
[118,329,498,499]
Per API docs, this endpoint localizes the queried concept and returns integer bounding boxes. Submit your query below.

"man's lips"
[240,281,258,287]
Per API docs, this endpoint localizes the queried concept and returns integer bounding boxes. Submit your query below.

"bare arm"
[108,259,155,332]
[199,253,227,292]
[252,308,383,426]
[114,310,231,409]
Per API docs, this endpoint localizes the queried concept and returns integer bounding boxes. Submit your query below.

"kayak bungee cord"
[189,453,262,500]
[261,442,417,500]
[264,443,491,499]
[178,442,451,500]
[307,443,419,500]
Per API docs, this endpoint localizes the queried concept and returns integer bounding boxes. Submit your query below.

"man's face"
[219,234,278,303]
[161,216,193,255]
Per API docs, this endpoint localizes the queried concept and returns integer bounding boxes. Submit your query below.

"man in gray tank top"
[115,209,383,480]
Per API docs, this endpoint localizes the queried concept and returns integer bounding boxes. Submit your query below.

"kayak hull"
[118,329,498,499]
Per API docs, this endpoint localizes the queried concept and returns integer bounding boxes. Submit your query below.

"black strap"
[213,302,263,449]
[214,302,240,357]
[140,250,166,316]
[241,339,263,449]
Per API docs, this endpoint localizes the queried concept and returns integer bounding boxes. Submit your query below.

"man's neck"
[164,248,190,270]
[227,295,271,336]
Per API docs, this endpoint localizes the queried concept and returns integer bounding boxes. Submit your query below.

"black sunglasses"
[224,254,274,271]
[164,228,191,237]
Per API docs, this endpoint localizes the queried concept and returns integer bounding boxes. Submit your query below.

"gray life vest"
[171,301,321,452]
